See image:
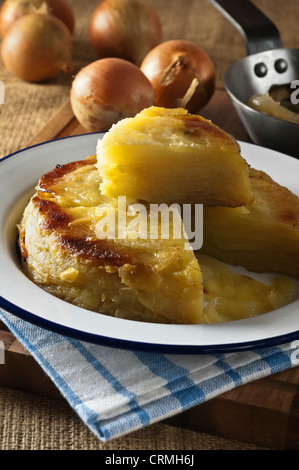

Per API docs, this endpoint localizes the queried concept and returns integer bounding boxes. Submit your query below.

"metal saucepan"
[208,0,299,158]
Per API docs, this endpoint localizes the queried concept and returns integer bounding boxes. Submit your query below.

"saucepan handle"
[207,0,283,55]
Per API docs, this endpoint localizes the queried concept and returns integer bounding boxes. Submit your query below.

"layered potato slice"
[201,168,299,279]
[96,106,253,207]
[17,156,204,324]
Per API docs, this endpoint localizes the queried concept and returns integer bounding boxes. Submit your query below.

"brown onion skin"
[140,39,216,113]
[89,0,162,66]
[0,0,75,37]
[70,58,155,132]
[1,13,73,82]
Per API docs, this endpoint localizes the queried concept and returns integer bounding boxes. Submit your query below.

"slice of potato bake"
[201,168,299,279]
[96,106,253,207]
[17,156,203,324]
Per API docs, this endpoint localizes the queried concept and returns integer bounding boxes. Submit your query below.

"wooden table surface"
[2,80,299,450]
[1,0,299,451]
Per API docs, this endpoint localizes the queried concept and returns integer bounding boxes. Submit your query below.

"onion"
[89,0,162,66]
[140,39,216,113]
[1,13,73,82]
[0,0,75,37]
[70,57,155,132]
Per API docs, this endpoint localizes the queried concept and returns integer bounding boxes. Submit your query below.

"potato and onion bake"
[17,106,299,324]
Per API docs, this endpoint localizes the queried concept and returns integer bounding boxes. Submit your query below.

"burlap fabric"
[0,0,298,450]
[2,0,298,159]
[0,386,269,450]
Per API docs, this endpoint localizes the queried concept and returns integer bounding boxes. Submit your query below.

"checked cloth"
[1,308,299,442]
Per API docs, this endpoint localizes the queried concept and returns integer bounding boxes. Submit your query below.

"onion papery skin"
[70,57,155,132]
[0,0,75,37]
[89,0,162,66]
[1,13,73,82]
[140,39,216,113]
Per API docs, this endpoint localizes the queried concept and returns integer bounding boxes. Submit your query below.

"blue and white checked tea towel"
[1,308,299,442]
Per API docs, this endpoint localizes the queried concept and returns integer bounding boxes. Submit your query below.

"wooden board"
[26,82,251,145]
[0,320,61,399]
[1,82,299,450]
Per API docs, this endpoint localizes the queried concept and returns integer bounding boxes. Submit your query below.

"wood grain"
[2,83,299,450]
[26,83,251,146]
[166,370,299,450]
[0,320,61,399]
[27,101,84,146]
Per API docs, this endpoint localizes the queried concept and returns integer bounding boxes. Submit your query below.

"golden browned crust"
[26,156,137,267]
[38,158,91,192]
[18,156,203,324]
[180,113,240,152]
[249,168,299,226]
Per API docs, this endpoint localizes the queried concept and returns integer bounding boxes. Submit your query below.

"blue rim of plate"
[1,133,299,355]
[2,295,299,354]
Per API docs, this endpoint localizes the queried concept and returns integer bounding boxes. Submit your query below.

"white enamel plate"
[1,133,299,354]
